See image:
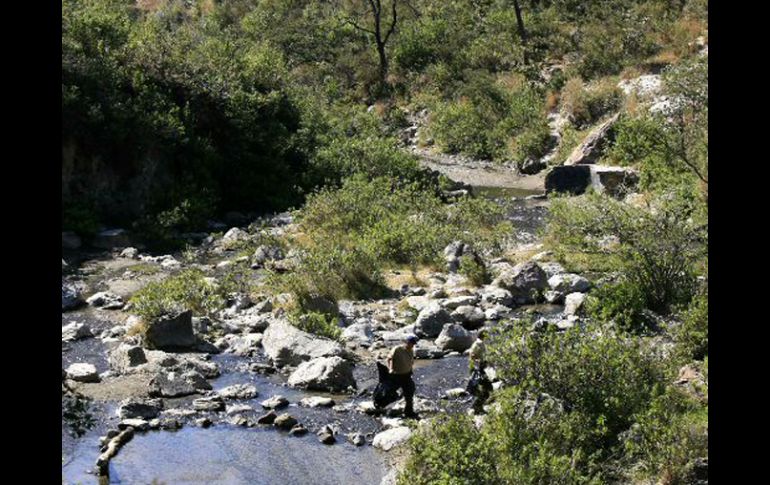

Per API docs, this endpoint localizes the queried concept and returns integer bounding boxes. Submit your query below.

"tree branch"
[384,0,398,45]
[343,17,375,36]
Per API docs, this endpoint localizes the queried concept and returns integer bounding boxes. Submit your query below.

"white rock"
[299,396,336,408]
[373,426,412,451]
[548,274,591,293]
[564,292,587,315]
[62,322,93,342]
[66,363,100,383]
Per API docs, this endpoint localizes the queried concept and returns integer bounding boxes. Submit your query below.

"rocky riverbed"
[61,163,603,484]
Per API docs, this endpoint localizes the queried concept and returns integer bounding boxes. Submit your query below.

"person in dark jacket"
[387,334,419,419]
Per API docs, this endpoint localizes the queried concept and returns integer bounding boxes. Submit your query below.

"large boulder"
[252,245,284,268]
[435,324,474,352]
[590,166,640,197]
[62,281,84,311]
[443,295,479,310]
[477,286,514,308]
[414,302,452,338]
[546,165,638,197]
[545,165,592,195]
[148,370,211,397]
[143,311,197,350]
[341,322,374,347]
[404,295,432,312]
[215,334,263,356]
[62,322,93,342]
[443,241,466,273]
[287,356,356,392]
[492,261,548,304]
[548,274,591,293]
[221,227,249,245]
[379,324,418,343]
[118,398,163,419]
[564,293,587,316]
[373,426,412,451]
[109,344,147,373]
[217,384,258,400]
[86,292,124,310]
[451,306,486,329]
[261,320,347,367]
[564,113,619,166]
[66,363,100,383]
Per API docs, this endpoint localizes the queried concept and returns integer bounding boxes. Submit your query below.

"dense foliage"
[271,175,511,314]
[63,2,708,483]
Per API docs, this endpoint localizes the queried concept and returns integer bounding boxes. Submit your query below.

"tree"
[340,0,417,95]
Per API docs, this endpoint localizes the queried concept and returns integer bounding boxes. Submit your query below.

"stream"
[62,170,556,485]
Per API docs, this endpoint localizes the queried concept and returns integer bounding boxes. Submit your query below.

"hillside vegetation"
[63,1,708,483]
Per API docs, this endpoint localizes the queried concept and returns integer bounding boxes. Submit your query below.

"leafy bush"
[289,311,342,341]
[399,414,498,485]
[129,269,233,321]
[62,201,101,237]
[272,242,388,313]
[459,254,489,287]
[402,321,666,484]
[272,175,510,310]
[430,76,549,162]
[585,280,654,334]
[673,291,708,361]
[623,385,708,484]
[609,57,707,203]
[488,322,662,449]
[306,136,429,190]
[546,192,705,314]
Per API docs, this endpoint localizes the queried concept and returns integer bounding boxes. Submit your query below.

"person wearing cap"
[387,335,419,419]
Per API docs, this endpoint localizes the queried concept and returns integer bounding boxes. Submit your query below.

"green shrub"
[484,388,605,484]
[129,269,232,321]
[623,385,708,484]
[403,322,666,484]
[488,322,663,450]
[399,414,498,485]
[431,99,495,159]
[272,175,509,310]
[673,291,708,361]
[459,254,489,287]
[306,135,431,190]
[62,202,101,237]
[511,123,553,163]
[289,311,342,341]
[273,243,388,311]
[585,280,653,334]
[430,77,549,162]
[546,192,705,315]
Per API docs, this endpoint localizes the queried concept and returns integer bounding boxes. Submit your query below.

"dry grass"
[383,266,435,290]
[496,72,527,92]
[545,90,560,112]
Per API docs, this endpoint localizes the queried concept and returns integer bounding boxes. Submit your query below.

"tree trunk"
[377,41,388,89]
[513,0,527,42]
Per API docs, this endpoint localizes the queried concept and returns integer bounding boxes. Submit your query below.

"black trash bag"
[373,362,400,409]
[466,367,492,396]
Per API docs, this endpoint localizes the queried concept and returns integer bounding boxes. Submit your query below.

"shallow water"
[108,426,388,485]
[472,185,542,199]
[62,178,555,484]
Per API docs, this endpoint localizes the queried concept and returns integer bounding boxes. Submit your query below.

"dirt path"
[411,147,546,191]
